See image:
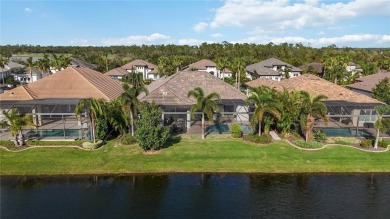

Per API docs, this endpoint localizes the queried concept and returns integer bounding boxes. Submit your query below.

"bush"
[378,139,390,148]
[120,134,137,145]
[314,130,327,141]
[0,140,15,147]
[27,140,90,146]
[360,139,373,147]
[135,103,170,151]
[95,117,109,140]
[293,140,323,149]
[230,124,242,138]
[82,140,102,149]
[244,134,272,144]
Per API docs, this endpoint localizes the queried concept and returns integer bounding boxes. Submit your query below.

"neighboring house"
[0,66,123,140]
[346,62,363,76]
[246,58,302,81]
[0,61,25,83]
[138,70,249,132]
[347,71,390,97]
[246,74,384,128]
[219,67,233,79]
[299,62,324,76]
[104,67,129,80]
[13,67,45,84]
[184,59,233,79]
[122,59,159,80]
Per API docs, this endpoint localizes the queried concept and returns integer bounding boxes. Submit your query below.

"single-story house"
[246,74,384,129]
[138,70,249,133]
[105,67,129,80]
[122,59,159,80]
[0,66,123,140]
[347,71,390,97]
[246,58,302,81]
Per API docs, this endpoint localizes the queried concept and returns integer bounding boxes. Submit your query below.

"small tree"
[0,109,35,146]
[74,98,104,143]
[373,106,390,149]
[372,78,390,105]
[135,102,170,151]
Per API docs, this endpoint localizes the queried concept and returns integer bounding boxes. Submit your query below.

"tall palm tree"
[35,55,50,79]
[106,99,127,136]
[0,109,35,146]
[246,86,281,136]
[118,84,143,136]
[231,57,245,89]
[51,54,71,72]
[216,57,229,80]
[74,98,104,143]
[373,105,390,149]
[188,87,221,140]
[0,55,9,84]
[299,91,328,142]
[276,88,302,136]
[173,56,184,73]
[26,57,34,83]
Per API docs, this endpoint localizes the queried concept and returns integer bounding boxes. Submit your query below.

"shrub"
[120,134,137,145]
[95,117,108,140]
[0,140,15,147]
[82,140,102,149]
[293,140,323,149]
[360,139,373,147]
[135,103,170,151]
[378,139,390,148]
[230,124,242,138]
[244,134,272,144]
[27,140,90,146]
[314,130,327,141]
[329,137,360,145]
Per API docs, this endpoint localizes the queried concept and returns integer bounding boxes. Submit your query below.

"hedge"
[293,140,323,149]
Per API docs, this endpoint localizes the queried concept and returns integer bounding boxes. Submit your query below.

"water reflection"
[1,174,390,219]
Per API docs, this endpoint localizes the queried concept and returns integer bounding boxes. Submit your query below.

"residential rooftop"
[347,71,390,92]
[185,59,216,70]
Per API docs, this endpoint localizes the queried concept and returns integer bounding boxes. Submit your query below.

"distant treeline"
[1,43,389,74]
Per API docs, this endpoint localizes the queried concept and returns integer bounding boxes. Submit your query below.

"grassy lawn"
[1,136,390,175]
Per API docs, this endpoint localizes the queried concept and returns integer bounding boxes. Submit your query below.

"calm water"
[1,174,390,219]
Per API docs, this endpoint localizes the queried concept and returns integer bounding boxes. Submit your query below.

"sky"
[0,0,389,48]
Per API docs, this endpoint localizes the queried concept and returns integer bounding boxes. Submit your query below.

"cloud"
[25,7,32,12]
[207,0,389,32]
[235,34,390,47]
[211,33,223,38]
[101,33,171,45]
[193,22,208,32]
[70,38,89,45]
[178,38,214,45]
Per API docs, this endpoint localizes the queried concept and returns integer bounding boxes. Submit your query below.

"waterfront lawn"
[1,137,390,175]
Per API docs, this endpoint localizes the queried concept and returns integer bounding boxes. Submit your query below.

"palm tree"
[173,56,184,73]
[51,54,71,72]
[35,54,50,79]
[299,91,328,142]
[0,55,9,84]
[158,56,170,76]
[246,86,281,136]
[276,88,302,136]
[106,99,127,136]
[373,105,390,149]
[118,84,143,136]
[0,109,35,146]
[26,57,34,83]
[188,87,221,140]
[74,98,104,143]
[216,57,229,80]
[231,58,245,89]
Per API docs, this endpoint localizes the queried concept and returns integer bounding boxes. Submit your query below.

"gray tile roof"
[347,71,390,92]
[104,67,129,76]
[246,58,302,76]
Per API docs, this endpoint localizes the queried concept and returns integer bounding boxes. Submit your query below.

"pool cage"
[0,99,89,141]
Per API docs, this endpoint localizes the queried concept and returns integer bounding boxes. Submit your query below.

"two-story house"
[246,58,302,81]
[184,59,232,79]
[121,59,159,80]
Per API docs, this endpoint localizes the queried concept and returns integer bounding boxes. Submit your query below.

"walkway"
[269,131,281,140]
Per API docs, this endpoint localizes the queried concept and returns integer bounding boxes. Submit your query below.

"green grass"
[1,136,390,175]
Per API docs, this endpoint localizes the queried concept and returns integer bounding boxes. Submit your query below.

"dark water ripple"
[1,174,390,219]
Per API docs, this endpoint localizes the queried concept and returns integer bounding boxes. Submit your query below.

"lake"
[1,174,390,219]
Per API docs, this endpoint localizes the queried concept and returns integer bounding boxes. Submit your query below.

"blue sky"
[1,0,389,47]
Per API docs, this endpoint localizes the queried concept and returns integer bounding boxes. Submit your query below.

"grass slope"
[1,137,390,175]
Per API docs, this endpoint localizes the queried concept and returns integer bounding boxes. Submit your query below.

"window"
[359,109,376,122]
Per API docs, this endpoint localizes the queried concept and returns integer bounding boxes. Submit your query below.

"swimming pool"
[319,128,372,137]
[26,129,83,138]
[206,124,253,134]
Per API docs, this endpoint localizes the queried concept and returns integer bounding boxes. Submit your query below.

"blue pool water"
[319,128,372,137]
[206,123,253,134]
[26,129,82,138]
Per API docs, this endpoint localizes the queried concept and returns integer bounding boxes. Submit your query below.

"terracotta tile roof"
[347,72,390,92]
[104,67,129,76]
[246,57,302,76]
[185,59,216,70]
[139,70,246,106]
[245,78,281,89]
[245,74,382,104]
[299,62,324,74]
[0,66,123,101]
[121,59,158,71]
